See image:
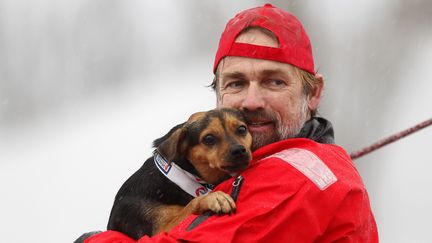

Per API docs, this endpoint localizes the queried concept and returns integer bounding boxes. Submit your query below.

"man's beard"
[243,97,309,151]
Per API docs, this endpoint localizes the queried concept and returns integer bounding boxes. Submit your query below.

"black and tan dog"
[107,108,252,240]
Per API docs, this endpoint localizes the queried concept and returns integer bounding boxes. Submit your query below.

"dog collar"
[153,150,214,197]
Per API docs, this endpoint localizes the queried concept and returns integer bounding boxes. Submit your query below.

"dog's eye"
[202,134,217,145]
[237,125,247,135]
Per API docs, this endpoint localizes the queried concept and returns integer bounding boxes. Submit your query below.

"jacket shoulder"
[260,139,364,192]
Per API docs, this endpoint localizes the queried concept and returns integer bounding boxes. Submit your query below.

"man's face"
[216,56,310,151]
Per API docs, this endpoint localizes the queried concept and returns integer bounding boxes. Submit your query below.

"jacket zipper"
[186,175,245,231]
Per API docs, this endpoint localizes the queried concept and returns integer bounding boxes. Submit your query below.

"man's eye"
[262,79,288,90]
[225,81,245,90]
[267,79,286,87]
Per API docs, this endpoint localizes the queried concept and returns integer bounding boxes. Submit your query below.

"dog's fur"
[107,108,252,240]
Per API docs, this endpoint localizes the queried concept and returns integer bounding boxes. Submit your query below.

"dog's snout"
[223,144,251,172]
[230,145,247,157]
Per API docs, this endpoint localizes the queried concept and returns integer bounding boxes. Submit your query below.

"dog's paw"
[196,191,236,215]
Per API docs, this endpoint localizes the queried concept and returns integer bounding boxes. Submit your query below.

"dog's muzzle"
[223,145,251,172]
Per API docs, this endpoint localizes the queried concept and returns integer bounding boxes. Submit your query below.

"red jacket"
[86,138,378,243]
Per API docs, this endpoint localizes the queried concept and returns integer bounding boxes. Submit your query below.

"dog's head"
[153,108,253,184]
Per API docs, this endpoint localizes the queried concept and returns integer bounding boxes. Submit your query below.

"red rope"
[350,117,432,160]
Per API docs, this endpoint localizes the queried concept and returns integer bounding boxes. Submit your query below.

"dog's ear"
[153,123,187,162]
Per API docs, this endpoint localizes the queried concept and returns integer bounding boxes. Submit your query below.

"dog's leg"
[154,191,236,234]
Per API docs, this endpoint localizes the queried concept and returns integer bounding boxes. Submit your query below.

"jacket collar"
[295,117,335,144]
[251,117,335,161]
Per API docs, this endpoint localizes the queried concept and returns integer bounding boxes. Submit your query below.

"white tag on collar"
[153,151,214,197]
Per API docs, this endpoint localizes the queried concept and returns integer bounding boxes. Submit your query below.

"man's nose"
[241,82,265,111]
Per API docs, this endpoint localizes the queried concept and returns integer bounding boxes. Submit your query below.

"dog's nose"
[230,145,247,157]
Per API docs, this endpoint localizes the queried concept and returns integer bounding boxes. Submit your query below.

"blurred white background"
[0,1,431,242]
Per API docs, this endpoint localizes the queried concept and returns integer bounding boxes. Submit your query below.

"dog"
[106,108,253,240]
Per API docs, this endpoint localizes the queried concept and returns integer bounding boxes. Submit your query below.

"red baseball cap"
[213,3,315,74]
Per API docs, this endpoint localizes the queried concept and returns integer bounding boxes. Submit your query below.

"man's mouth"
[243,110,277,132]
[247,121,274,130]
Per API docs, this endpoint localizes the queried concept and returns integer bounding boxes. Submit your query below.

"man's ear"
[153,123,187,162]
[308,73,324,111]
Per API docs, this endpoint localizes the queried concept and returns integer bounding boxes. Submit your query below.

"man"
[83,4,378,242]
